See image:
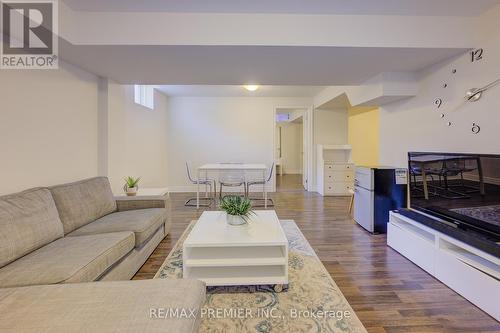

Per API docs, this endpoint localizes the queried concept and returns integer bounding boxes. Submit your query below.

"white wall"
[0,61,99,195]
[312,108,348,189]
[379,5,500,167]
[277,122,303,174]
[0,63,170,195]
[313,109,348,146]
[107,84,169,193]
[166,97,311,191]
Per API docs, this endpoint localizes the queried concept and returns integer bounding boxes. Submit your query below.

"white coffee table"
[183,210,288,292]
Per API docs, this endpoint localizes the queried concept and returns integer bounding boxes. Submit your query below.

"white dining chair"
[218,169,246,200]
[184,162,216,207]
[246,163,274,207]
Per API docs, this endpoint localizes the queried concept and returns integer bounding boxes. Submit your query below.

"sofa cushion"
[68,208,167,247]
[0,232,134,288]
[0,279,206,333]
[0,188,64,268]
[50,177,117,234]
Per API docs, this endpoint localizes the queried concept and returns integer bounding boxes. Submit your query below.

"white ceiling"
[157,85,325,97]
[60,43,466,85]
[62,0,500,16]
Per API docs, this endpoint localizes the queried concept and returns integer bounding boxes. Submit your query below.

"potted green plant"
[123,176,141,196]
[219,195,255,225]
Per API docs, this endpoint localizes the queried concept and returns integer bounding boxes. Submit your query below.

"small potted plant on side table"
[220,195,255,226]
[123,176,141,196]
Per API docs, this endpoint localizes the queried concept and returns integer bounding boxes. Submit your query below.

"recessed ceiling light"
[244,85,259,91]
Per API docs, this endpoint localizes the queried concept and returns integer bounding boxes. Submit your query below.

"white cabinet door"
[387,222,435,274]
[355,167,374,190]
[354,186,374,232]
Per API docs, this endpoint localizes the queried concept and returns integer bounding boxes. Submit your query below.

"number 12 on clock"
[471,48,484,62]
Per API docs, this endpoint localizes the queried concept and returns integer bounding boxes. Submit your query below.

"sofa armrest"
[0,279,206,333]
[115,195,169,212]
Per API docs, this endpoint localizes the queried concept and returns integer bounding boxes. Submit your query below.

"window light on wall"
[134,85,154,110]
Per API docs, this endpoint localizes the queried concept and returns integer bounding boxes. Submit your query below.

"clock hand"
[465,78,500,102]
[480,78,500,92]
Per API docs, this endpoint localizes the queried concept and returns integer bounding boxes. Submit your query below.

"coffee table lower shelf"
[183,245,288,291]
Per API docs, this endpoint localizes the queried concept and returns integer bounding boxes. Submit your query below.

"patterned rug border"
[153,220,197,279]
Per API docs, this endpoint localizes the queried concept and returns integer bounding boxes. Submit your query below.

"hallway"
[276,174,305,192]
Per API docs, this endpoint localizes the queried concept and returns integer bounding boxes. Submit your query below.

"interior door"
[276,126,282,159]
[302,113,308,189]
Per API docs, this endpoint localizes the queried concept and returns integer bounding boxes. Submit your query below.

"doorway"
[274,108,311,192]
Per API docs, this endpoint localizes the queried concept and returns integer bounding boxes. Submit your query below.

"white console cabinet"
[316,145,354,196]
[388,212,500,320]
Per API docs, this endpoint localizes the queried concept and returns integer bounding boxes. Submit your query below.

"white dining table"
[196,163,268,208]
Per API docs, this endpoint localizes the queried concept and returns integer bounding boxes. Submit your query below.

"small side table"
[114,187,170,216]
[115,187,169,199]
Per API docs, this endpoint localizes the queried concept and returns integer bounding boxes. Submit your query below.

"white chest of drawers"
[316,145,354,196]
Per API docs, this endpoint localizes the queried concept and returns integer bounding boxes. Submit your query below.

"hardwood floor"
[275,173,306,192]
[134,175,500,333]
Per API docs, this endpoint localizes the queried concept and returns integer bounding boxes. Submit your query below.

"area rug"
[155,220,367,333]
[451,205,500,226]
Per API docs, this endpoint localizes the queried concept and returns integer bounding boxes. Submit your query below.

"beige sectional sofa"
[0,177,205,333]
[0,177,169,286]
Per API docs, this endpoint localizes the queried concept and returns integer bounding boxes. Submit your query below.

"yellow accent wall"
[348,107,380,166]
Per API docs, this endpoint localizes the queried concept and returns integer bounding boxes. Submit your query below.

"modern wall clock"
[432,48,499,134]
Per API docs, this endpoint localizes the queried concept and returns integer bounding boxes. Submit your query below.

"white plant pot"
[226,214,247,226]
[125,186,138,196]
